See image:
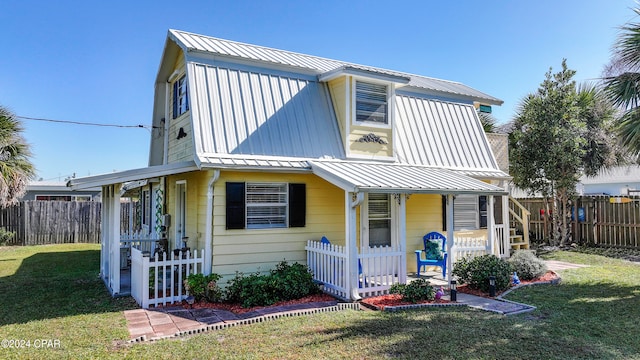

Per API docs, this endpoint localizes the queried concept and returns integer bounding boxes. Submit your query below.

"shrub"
[0,227,15,246]
[452,254,512,293]
[508,250,548,280]
[389,278,435,303]
[224,261,319,308]
[184,273,223,302]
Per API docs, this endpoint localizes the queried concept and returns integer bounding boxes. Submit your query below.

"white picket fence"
[358,244,405,298]
[305,240,404,300]
[130,247,205,308]
[305,240,348,299]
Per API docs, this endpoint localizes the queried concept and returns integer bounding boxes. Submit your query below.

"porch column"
[397,194,407,284]
[446,194,455,282]
[487,195,495,256]
[109,184,122,295]
[502,182,510,258]
[346,191,363,300]
[100,185,109,282]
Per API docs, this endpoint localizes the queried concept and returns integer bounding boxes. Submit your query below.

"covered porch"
[307,160,511,300]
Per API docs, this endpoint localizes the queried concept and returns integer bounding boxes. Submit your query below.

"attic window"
[355,80,388,125]
[172,75,189,119]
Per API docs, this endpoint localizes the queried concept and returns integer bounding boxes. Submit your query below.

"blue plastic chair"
[321,236,366,287]
[415,231,448,278]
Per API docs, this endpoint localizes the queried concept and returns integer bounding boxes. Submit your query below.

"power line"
[17,115,160,129]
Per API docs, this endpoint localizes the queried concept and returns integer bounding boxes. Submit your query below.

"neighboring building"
[23,181,100,201]
[578,166,640,196]
[69,30,522,300]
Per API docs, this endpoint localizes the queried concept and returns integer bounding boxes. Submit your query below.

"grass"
[0,245,639,359]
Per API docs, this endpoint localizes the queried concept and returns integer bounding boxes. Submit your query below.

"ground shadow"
[0,249,137,326]
[300,281,639,359]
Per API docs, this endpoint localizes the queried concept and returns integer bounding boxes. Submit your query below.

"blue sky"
[0,0,636,181]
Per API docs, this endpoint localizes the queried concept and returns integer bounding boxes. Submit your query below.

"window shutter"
[172,81,178,119]
[442,195,447,231]
[226,182,245,229]
[288,183,306,227]
[185,79,190,112]
[454,194,479,230]
[479,196,488,229]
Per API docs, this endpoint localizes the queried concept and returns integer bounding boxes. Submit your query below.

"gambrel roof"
[168,29,503,106]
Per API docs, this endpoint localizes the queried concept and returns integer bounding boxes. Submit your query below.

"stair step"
[510,235,523,243]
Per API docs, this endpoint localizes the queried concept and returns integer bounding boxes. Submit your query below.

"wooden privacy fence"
[0,201,101,245]
[0,200,141,246]
[515,196,640,248]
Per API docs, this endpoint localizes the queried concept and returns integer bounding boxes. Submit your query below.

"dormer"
[320,66,410,161]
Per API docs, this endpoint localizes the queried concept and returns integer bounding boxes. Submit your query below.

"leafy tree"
[510,60,618,246]
[0,106,35,207]
[603,6,640,156]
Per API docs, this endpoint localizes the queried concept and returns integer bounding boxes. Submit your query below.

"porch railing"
[452,236,489,261]
[358,244,404,298]
[130,247,205,308]
[120,230,159,254]
[305,240,403,300]
[305,240,348,299]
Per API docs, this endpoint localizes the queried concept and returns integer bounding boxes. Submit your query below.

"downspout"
[347,192,364,300]
[203,169,220,275]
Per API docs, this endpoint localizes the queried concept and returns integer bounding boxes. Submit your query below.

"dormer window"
[173,75,189,119]
[355,80,388,125]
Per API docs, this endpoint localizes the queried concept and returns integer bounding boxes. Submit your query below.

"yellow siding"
[164,171,208,251]
[328,76,347,142]
[212,172,345,278]
[167,52,194,163]
[348,126,393,158]
[405,194,443,273]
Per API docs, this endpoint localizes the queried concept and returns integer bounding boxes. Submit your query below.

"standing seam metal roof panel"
[310,161,507,194]
[169,29,502,105]
[188,62,344,160]
[394,95,498,171]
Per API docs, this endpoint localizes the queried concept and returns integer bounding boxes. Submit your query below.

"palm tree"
[0,106,35,207]
[603,7,640,156]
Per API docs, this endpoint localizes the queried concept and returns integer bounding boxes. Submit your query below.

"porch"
[306,234,493,300]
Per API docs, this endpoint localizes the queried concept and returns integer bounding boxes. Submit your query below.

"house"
[69,29,525,305]
[577,165,640,196]
[22,181,100,201]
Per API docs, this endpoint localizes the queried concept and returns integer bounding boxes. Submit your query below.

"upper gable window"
[355,80,388,125]
[172,75,189,119]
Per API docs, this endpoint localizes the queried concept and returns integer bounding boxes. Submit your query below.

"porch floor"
[408,270,449,287]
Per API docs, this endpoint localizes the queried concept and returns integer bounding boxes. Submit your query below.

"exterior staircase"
[508,196,531,252]
[509,228,529,250]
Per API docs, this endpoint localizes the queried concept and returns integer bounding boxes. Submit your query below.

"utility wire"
[17,115,160,129]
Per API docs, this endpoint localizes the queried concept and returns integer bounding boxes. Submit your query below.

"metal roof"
[310,160,507,195]
[395,95,501,172]
[67,161,199,190]
[580,166,640,185]
[188,63,344,160]
[169,29,503,105]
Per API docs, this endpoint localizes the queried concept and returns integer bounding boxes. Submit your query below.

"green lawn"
[0,244,638,359]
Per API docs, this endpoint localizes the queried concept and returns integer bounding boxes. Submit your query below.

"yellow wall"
[165,171,209,251]
[405,194,443,273]
[167,52,194,163]
[326,75,395,159]
[212,171,345,279]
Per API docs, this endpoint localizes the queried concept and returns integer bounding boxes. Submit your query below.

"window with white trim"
[355,80,388,124]
[449,194,488,231]
[368,193,392,247]
[246,183,288,229]
[173,75,189,118]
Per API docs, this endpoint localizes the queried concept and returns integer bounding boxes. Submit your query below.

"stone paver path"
[545,260,589,271]
[125,300,342,341]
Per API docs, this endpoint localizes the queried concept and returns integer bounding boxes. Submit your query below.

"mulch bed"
[173,293,337,314]
[457,271,560,298]
[361,294,452,310]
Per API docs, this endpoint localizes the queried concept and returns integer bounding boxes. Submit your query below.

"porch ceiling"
[310,160,507,195]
